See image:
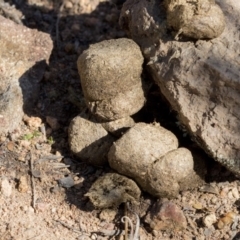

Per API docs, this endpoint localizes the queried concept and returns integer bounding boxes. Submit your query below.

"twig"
[56,1,64,50]
[37,155,63,163]
[124,203,128,240]
[30,150,36,210]
[26,234,43,240]
[50,162,70,169]
[98,229,124,236]
[55,220,89,235]
[121,216,134,239]
[40,124,46,142]
[126,202,140,240]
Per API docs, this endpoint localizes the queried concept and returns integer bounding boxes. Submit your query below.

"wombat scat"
[165,0,225,39]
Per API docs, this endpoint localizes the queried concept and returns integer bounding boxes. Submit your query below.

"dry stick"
[55,220,89,236]
[30,150,36,210]
[124,203,128,240]
[127,202,140,240]
[121,216,134,240]
[56,1,64,50]
[98,229,124,237]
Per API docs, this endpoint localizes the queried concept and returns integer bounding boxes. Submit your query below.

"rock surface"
[85,173,141,209]
[77,38,145,121]
[0,15,53,134]
[68,115,115,166]
[120,0,240,176]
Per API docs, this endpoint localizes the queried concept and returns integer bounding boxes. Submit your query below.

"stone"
[108,122,178,190]
[18,175,29,193]
[99,209,117,222]
[0,178,12,197]
[203,213,217,228]
[0,15,53,134]
[217,212,236,229]
[23,116,42,130]
[46,116,60,131]
[145,200,187,231]
[120,0,240,176]
[77,38,145,121]
[85,173,141,209]
[58,176,75,188]
[68,115,115,166]
[232,188,240,199]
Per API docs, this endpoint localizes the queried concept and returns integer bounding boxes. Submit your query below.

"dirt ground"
[1,0,240,239]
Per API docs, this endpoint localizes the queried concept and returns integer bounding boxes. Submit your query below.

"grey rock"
[120,0,240,176]
[0,15,53,134]
[58,176,75,188]
[145,200,187,231]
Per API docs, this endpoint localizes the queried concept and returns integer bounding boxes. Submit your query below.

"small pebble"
[24,116,42,129]
[145,201,187,231]
[203,213,217,228]
[152,230,158,237]
[65,1,73,9]
[19,140,31,149]
[232,188,240,199]
[228,190,234,199]
[71,23,80,32]
[192,202,203,210]
[64,158,73,165]
[0,135,6,142]
[7,141,15,151]
[211,196,218,204]
[0,178,12,197]
[46,116,60,130]
[74,179,83,189]
[18,176,29,193]
[220,187,229,197]
[203,227,213,237]
[18,155,26,162]
[199,184,218,195]
[58,176,74,188]
[99,209,117,222]
[217,212,236,229]
[91,233,97,240]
